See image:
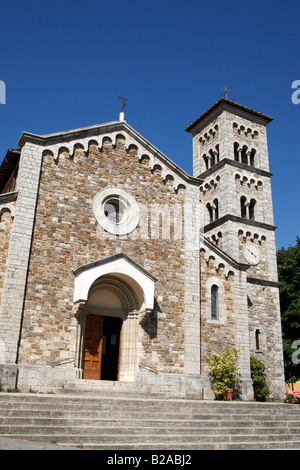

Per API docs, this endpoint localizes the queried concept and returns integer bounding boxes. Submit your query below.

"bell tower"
[186,99,285,399]
[185,98,277,282]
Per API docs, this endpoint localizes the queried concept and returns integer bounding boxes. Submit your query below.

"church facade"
[0,99,286,399]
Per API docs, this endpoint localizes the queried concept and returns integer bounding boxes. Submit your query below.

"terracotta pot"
[223,389,234,401]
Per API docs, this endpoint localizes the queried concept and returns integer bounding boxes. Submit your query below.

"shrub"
[250,356,270,402]
[209,348,239,399]
[284,391,300,404]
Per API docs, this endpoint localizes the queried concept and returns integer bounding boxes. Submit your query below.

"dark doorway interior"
[101,316,122,381]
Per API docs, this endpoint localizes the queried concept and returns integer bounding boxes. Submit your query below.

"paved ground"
[0,436,81,450]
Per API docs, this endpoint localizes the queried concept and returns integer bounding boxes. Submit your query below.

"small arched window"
[255,329,261,351]
[240,197,256,220]
[203,154,209,170]
[234,142,240,161]
[241,196,247,218]
[206,203,214,223]
[249,199,256,220]
[241,145,248,165]
[213,198,219,220]
[250,149,256,167]
[211,284,219,320]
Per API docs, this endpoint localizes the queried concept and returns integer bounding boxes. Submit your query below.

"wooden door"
[83,314,103,380]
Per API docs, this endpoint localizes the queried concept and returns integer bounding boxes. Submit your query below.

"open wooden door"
[83,314,103,380]
[83,314,122,380]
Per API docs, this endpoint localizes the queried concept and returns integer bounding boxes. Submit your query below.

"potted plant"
[209,348,239,400]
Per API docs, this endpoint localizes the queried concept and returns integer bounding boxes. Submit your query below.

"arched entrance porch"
[81,275,141,381]
[73,254,156,382]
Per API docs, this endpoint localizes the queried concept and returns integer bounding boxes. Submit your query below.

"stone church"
[0,98,286,400]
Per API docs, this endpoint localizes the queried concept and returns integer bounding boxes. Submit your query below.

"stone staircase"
[0,392,300,450]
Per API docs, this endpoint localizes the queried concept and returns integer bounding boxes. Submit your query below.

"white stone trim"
[93,187,140,236]
[73,255,155,311]
[204,276,226,325]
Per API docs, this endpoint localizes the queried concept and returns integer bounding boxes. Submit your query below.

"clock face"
[243,242,261,265]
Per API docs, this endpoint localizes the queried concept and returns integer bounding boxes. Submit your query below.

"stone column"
[245,202,250,220]
[118,310,139,382]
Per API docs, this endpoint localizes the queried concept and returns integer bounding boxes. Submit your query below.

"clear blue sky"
[0,0,299,249]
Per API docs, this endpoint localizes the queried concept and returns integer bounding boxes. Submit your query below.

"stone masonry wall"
[0,208,14,308]
[18,136,187,375]
[247,282,285,397]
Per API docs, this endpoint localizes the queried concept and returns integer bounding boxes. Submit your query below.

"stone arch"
[81,274,142,382]
[115,133,126,148]
[74,255,156,382]
[205,276,226,324]
[86,274,141,318]
[0,207,13,223]
[73,253,156,312]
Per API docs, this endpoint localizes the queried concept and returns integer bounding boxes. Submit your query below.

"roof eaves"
[185,98,273,133]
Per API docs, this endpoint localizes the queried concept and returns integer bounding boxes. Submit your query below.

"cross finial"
[118,95,127,111]
[224,85,232,100]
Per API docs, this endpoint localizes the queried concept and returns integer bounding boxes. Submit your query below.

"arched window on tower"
[213,198,219,220]
[234,142,240,162]
[207,200,219,224]
[240,197,256,220]
[211,285,219,320]
[249,199,256,220]
[209,149,216,166]
[250,149,256,167]
[215,145,220,163]
[203,154,209,170]
[206,203,214,224]
[241,145,248,165]
[241,196,247,218]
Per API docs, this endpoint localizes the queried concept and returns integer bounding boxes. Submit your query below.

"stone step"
[0,393,297,412]
[54,441,300,450]
[1,423,299,436]
[2,405,299,421]
[1,416,299,428]
[53,379,166,398]
[1,431,300,446]
[0,393,299,450]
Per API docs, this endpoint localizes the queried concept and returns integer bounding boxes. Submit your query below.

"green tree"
[277,237,300,385]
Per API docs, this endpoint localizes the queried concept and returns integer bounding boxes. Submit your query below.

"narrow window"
[234,142,239,161]
[209,149,215,166]
[241,145,248,165]
[250,149,256,167]
[215,145,220,163]
[207,203,213,223]
[211,285,219,320]
[213,198,219,220]
[255,329,261,351]
[241,196,247,218]
[249,199,256,220]
[203,154,209,170]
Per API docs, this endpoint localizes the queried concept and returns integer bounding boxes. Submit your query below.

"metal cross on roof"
[224,85,232,99]
[118,95,127,111]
